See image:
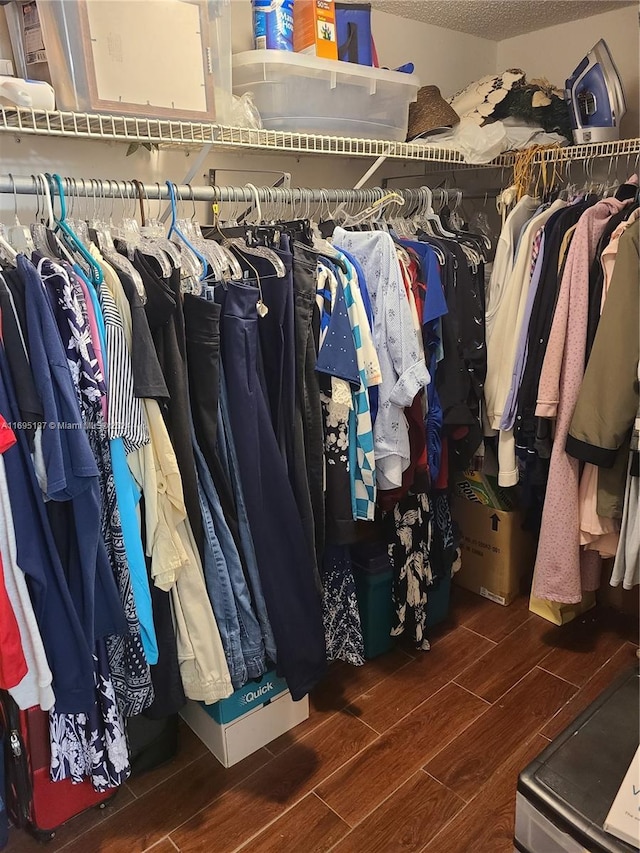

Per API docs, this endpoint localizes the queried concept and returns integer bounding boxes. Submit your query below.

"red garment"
[0,551,28,689]
[0,413,16,453]
[0,414,27,689]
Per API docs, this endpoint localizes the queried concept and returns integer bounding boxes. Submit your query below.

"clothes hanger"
[6,173,35,253]
[48,173,104,285]
[180,183,229,281]
[30,173,79,267]
[417,186,459,239]
[341,190,405,229]
[136,182,184,271]
[30,173,62,260]
[203,190,244,279]
[0,223,18,265]
[116,181,174,278]
[173,183,222,278]
[166,180,209,283]
[224,184,285,278]
[90,179,147,301]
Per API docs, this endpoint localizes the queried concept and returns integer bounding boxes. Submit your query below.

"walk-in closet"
[0,1,638,851]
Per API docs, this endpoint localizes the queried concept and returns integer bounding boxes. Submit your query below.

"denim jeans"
[193,433,266,689]
[217,364,278,664]
[183,293,251,588]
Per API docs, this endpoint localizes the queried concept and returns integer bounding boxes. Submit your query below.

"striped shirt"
[93,248,149,453]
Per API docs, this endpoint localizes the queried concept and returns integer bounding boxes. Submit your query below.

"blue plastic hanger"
[47,172,103,285]
[165,180,209,281]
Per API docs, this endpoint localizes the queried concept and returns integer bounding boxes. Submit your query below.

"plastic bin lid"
[517,667,640,853]
[232,50,420,89]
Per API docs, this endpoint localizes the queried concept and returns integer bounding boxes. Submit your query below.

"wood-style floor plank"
[426,668,576,801]
[60,748,271,853]
[232,793,349,853]
[4,785,135,853]
[127,721,207,798]
[542,642,639,740]
[171,713,377,853]
[424,735,549,853]
[539,609,633,687]
[454,615,563,702]
[331,771,464,853]
[142,839,178,853]
[346,626,495,733]
[458,593,531,644]
[315,683,487,826]
[268,649,410,755]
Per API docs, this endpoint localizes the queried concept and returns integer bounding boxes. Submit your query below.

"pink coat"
[532,196,631,603]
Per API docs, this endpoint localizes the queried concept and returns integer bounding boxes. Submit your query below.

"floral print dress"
[40,258,134,791]
[384,492,434,651]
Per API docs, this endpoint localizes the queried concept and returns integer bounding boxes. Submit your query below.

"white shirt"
[333,229,430,490]
[0,456,55,710]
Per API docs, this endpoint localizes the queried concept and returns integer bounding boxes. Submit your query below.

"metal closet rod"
[0,176,442,205]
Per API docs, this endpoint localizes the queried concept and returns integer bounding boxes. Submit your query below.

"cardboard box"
[451,496,536,606]
[180,670,309,767]
[294,0,338,59]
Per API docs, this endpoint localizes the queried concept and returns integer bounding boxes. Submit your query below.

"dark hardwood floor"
[6,588,638,853]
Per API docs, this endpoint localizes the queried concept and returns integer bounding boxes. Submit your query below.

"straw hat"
[407,86,460,141]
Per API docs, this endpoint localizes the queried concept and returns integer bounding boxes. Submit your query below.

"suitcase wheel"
[30,827,56,844]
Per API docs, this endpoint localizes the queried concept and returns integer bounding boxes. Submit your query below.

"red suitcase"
[0,692,114,843]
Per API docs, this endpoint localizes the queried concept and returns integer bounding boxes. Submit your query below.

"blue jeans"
[192,433,266,689]
[218,366,278,663]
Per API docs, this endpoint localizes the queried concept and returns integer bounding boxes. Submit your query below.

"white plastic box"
[4,0,233,122]
[232,50,420,141]
[180,670,309,768]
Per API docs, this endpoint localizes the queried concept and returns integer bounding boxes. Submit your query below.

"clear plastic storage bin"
[4,0,233,123]
[232,50,420,141]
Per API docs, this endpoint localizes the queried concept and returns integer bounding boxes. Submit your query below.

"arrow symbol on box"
[490,513,500,532]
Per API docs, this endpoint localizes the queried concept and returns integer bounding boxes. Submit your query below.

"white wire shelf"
[1,107,639,168]
[0,106,510,164]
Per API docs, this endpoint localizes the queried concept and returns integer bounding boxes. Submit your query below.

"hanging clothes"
[220,279,326,700]
[531,198,634,604]
[333,228,430,491]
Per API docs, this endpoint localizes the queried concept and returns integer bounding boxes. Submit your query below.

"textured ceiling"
[354,0,637,40]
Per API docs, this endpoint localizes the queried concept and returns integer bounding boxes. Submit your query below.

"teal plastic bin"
[353,566,394,659]
[353,564,452,659]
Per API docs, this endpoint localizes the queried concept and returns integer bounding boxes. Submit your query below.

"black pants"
[255,247,296,471]
[292,243,325,573]
[221,280,326,700]
[136,254,204,559]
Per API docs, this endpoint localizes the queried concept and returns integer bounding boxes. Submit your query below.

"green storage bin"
[353,566,394,660]
[354,566,452,660]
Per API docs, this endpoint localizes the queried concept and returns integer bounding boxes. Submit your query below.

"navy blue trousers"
[221,280,326,700]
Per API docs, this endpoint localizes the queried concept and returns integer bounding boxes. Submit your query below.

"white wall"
[369,10,496,98]
[497,5,640,138]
